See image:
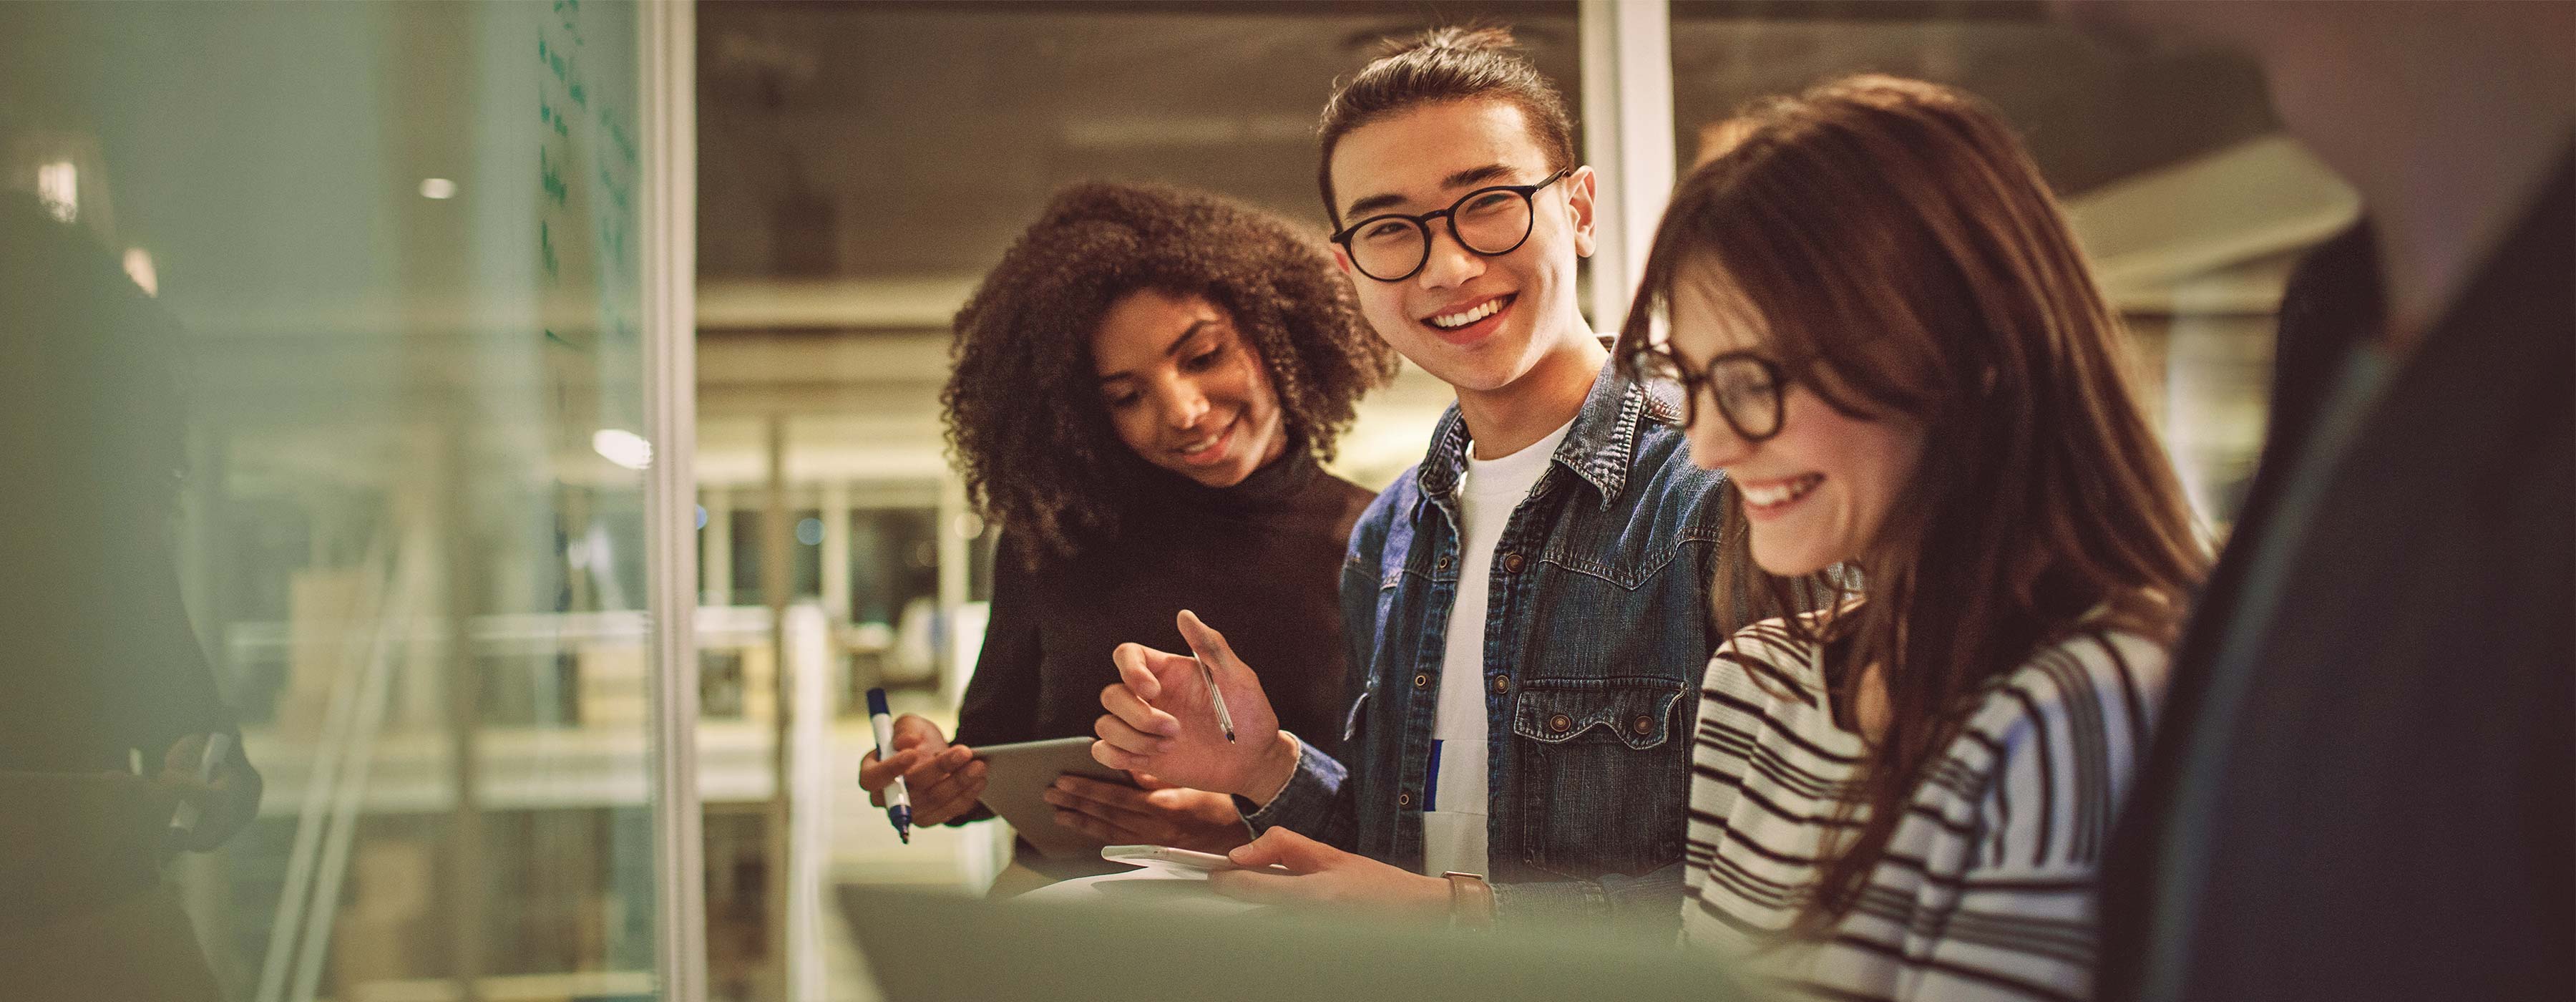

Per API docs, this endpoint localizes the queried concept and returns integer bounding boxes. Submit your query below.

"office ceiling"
[696,0,2275,293]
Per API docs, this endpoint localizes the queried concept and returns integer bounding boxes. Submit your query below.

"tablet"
[970,736,1136,859]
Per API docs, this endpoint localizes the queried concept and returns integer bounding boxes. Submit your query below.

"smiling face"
[1667,269,1926,577]
[1327,99,1597,394]
[1091,288,1288,488]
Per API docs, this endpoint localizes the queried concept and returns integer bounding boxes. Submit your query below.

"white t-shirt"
[1420,417,1575,878]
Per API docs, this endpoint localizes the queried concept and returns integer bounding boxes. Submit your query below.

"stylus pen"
[865,688,912,844]
[170,731,233,832]
[1197,658,1238,744]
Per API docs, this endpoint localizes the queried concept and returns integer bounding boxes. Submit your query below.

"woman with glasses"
[1618,76,2207,999]
[859,182,1399,867]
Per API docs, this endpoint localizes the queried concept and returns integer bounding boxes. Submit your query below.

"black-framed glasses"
[1329,168,1571,282]
[1622,340,1790,443]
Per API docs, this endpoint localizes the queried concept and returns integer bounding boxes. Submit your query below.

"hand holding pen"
[858,697,990,832]
[1092,610,1297,803]
[864,689,912,842]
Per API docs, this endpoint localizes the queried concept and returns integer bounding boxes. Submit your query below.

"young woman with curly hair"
[858,181,1400,862]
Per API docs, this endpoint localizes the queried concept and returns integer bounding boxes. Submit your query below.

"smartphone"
[1101,844,1292,875]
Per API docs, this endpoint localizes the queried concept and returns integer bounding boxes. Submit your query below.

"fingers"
[1091,738,1152,773]
[863,744,975,814]
[902,745,977,802]
[1206,868,1309,904]
[1176,610,1244,678]
[1040,774,1156,842]
[863,715,951,803]
[1142,786,1227,816]
[888,714,947,752]
[910,761,988,827]
[162,734,209,775]
[1101,683,1180,739]
[899,744,972,788]
[1043,774,1156,824]
[1111,643,1164,703]
[858,749,922,797]
[203,759,262,845]
[1206,828,1375,906]
[1050,804,1145,846]
[1227,827,1333,872]
[907,750,987,825]
[1094,711,1171,760]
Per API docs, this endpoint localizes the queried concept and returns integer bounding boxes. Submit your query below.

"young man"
[2057,4,2573,1001]
[1083,26,1740,930]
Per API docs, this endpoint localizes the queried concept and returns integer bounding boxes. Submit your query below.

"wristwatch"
[1442,871,1496,930]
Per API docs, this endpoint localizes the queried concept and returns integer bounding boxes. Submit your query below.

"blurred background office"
[0,1,2353,1001]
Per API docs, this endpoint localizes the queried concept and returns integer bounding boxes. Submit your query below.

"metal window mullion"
[640,2,707,1001]
[1579,0,1678,336]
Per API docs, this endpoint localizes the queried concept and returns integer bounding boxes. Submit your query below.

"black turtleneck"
[954,453,1372,762]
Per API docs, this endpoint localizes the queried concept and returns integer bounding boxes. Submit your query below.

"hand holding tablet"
[969,736,1138,857]
[1103,844,1293,875]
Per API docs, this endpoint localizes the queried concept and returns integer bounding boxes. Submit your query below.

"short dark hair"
[942,182,1400,568]
[1316,25,1579,225]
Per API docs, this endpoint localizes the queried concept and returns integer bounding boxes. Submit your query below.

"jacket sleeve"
[1236,734,1356,849]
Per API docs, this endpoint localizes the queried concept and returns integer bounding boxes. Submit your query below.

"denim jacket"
[1243,352,1738,931]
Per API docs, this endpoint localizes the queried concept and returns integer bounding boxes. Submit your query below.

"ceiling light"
[36,161,77,222]
[122,248,158,296]
[593,429,653,470]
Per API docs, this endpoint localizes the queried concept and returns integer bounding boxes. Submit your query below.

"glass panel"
[1666,5,2357,530]
[1,1,669,999]
[693,4,1579,994]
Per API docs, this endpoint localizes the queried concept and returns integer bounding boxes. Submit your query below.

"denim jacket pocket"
[1508,677,1694,880]
[1511,677,1686,749]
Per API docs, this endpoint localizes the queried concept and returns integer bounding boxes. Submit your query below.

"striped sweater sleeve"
[1871,631,2169,1002]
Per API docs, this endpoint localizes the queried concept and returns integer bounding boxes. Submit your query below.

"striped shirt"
[1682,618,2169,1002]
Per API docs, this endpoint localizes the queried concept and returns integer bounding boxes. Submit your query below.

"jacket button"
[1501,553,1526,573]
[1436,555,1453,571]
[1631,715,1654,736]
[1490,675,1508,695]
[1548,714,1572,734]
[1397,791,1412,808]
[1413,672,1432,689]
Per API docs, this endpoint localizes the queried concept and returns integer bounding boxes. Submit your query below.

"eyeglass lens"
[1346,188,1536,281]
[1706,356,1783,439]
[1631,347,1785,441]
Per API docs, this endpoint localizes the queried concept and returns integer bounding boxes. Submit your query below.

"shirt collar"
[1414,344,1684,511]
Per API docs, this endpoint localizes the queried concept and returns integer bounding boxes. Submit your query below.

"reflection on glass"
[1667,10,2353,529]
[1,1,665,999]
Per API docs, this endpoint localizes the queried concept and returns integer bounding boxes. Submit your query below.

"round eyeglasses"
[1622,341,1790,443]
[1329,169,1571,283]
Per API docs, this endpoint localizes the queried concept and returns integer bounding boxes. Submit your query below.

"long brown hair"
[1618,75,2208,930]
[1315,25,1576,226]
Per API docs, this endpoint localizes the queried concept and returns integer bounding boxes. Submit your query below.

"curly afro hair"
[942,181,1400,568]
